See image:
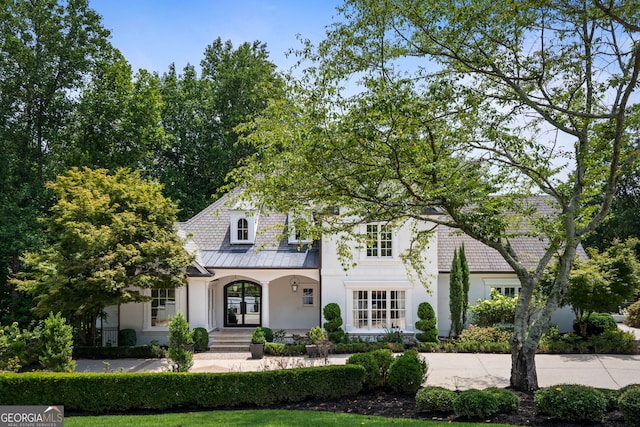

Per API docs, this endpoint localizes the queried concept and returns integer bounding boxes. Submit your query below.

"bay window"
[352,289,406,330]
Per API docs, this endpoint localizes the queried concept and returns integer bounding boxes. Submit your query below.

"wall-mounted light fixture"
[290,276,299,292]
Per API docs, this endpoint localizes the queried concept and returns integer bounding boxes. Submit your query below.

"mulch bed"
[268,389,626,426]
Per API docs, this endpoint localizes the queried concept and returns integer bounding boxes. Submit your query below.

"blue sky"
[89,0,342,74]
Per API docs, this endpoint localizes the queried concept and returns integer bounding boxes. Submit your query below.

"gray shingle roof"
[178,189,319,269]
[181,192,583,273]
[437,196,588,273]
[437,226,550,273]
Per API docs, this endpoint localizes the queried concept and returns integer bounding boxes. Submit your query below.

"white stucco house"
[110,191,574,346]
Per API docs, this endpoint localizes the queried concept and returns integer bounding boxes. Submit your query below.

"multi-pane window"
[302,288,314,306]
[366,224,392,257]
[352,290,406,329]
[495,287,519,297]
[151,288,176,326]
[237,218,249,241]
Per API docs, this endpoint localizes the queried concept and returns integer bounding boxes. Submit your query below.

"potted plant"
[250,327,266,359]
[306,326,329,358]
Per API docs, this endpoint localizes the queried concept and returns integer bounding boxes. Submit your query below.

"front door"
[224,281,261,327]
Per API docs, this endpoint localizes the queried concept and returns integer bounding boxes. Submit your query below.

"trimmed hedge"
[73,345,166,359]
[0,365,365,413]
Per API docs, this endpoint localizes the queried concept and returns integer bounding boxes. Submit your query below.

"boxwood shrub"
[264,343,305,356]
[192,328,210,352]
[415,386,456,412]
[73,345,166,359]
[534,384,607,423]
[596,387,621,411]
[453,389,499,419]
[346,349,394,390]
[387,350,427,394]
[484,387,520,413]
[0,365,365,413]
[619,387,640,427]
[573,312,617,337]
[346,352,379,390]
[118,329,137,347]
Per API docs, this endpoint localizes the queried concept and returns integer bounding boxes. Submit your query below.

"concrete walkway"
[75,324,640,390]
[75,351,640,391]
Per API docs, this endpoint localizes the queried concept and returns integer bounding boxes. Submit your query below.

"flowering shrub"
[470,289,517,326]
[626,300,640,328]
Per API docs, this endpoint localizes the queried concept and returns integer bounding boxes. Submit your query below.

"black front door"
[224,281,261,327]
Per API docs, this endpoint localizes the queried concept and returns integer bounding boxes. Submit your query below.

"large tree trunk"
[76,309,101,346]
[510,339,538,391]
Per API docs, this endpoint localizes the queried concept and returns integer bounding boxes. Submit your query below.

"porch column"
[208,281,217,330]
[261,281,270,327]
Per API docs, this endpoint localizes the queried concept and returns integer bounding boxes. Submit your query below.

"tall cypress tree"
[460,243,470,326]
[449,248,463,336]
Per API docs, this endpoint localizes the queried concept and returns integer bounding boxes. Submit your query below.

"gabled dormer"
[287,212,312,245]
[229,201,259,244]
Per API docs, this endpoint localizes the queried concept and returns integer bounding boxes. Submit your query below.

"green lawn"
[65,409,515,426]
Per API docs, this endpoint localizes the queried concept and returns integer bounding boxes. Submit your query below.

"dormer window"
[288,213,312,244]
[230,209,258,244]
[237,218,249,241]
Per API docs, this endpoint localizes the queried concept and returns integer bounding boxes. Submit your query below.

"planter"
[612,314,627,323]
[306,342,332,358]
[250,342,264,359]
[306,344,320,358]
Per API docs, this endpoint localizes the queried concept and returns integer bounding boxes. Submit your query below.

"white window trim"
[344,280,412,332]
[361,223,395,260]
[287,213,312,245]
[230,210,259,244]
[483,278,521,298]
[143,286,187,331]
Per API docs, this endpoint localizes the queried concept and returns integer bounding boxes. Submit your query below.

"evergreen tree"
[167,312,193,372]
[39,312,75,372]
[415,302,439,343]
[449,248,463,336]
[460,243,470,326]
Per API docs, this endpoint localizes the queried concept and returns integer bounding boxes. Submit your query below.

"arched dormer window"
[237,218,249,241]
[230,209,258,244]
